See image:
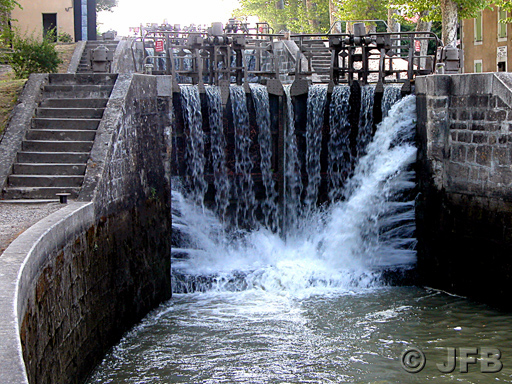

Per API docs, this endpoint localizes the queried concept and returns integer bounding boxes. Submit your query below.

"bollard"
[56,193,71,204]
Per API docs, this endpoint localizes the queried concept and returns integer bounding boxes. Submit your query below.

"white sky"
[98,0,241,36]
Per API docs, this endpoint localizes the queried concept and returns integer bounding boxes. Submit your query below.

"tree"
[335,0,388,32]
[234,0,331,33]
[0,0,20,46]
[495,0,512,22]
[390,0,491,46]
[96,0,118,13]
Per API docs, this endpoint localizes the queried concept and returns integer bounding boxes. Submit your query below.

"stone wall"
[416,73,512,309]
[0,74,174,384]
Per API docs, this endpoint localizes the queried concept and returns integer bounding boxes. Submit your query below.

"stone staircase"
[77,40,119,73]
[301,39,331,83]
[2,73,117,199]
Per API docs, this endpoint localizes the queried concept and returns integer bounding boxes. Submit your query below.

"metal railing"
[131,23,442,91]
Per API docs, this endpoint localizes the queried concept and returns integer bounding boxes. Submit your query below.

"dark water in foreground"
[87,286,512,384]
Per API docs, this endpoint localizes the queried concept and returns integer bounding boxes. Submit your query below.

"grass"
[0,43,76,138]
[0,71,26,137]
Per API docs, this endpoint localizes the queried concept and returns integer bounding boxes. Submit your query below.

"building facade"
[462,6,511,73]
[11,0,96,42]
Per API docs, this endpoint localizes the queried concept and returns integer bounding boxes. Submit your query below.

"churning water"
[87,92,512,384]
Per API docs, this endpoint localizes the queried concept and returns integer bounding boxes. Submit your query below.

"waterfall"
[304,84,328,211]
[382,85,402,119]
[180,85,207,207]
[171,95,417,294]
[328,85,351,202]
[356,85,375,160]
[230,86,256,228]
[206,86,230,220]
[250,84,279,232]
[283,85,303,233]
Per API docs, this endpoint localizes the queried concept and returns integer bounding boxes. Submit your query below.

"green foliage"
[9,32,62,79]
[494,0,512,23]
[96,0,118,12]
[233,0,331,33]
[58,31,73,43]
[335,0,388,26]
[390,0,495,23]
[0,0,20,18]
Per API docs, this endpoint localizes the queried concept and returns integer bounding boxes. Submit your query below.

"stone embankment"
[416,73,512,309]
[0,37,175,383]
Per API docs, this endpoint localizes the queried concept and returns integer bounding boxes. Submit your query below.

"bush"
[58,31,73,43]
[9,33,63,79]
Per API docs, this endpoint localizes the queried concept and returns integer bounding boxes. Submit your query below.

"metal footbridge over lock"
[130,20,456,99]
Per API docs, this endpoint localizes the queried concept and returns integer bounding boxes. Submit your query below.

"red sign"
[155,40,164,53]
[415,39,421,52]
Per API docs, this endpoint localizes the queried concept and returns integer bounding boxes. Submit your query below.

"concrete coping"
[0,201,94,384]
[66,41,86,74]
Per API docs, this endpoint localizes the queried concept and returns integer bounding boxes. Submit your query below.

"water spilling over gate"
[171,87,417,293]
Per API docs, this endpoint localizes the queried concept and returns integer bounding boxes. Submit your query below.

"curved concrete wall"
[0,74,174,383]
[0,202,93,384]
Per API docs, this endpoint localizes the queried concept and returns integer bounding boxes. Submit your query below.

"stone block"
[470,123,486,131]
[476,145,492,166]
[472,132,488,144]
[457,131,472,143]
[467,94,490,108]
[494,147,510,166]
[467,145,476,163]
[424,75,453,96]
[491,95,509,108]
[450,122,467,130]
[490,166,512,186]
[472,110,486,121]
[458,109,470,120]
[451,96,467,108]
[428,97,449,109]
[450,143,467,162]
[487,109,507,122]
[450,73,493,96]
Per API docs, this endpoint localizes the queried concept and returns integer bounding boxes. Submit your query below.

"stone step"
[17,151,90,163]
[2,187,80,199]
[40,98,108,109]
[48,73,117,85]
[32,118,101,130]
[8,175,84,187]
[22,140,94,152]
[43,85,114,99]
[25,129,96,141]
[35,108,104,119]
[85,41,118,47]
[13,163,87,175]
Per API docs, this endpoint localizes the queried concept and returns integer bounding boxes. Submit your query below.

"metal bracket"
[266,79,284,96]
[290,78,310,97]
[220,80,230,106]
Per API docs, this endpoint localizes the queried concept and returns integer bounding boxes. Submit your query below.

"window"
[497,46,507,72]
[475,11,483,43]
[498,8,508,40]
[474,60,483,73]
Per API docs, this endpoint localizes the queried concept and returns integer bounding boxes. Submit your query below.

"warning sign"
[155,40,164,53]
